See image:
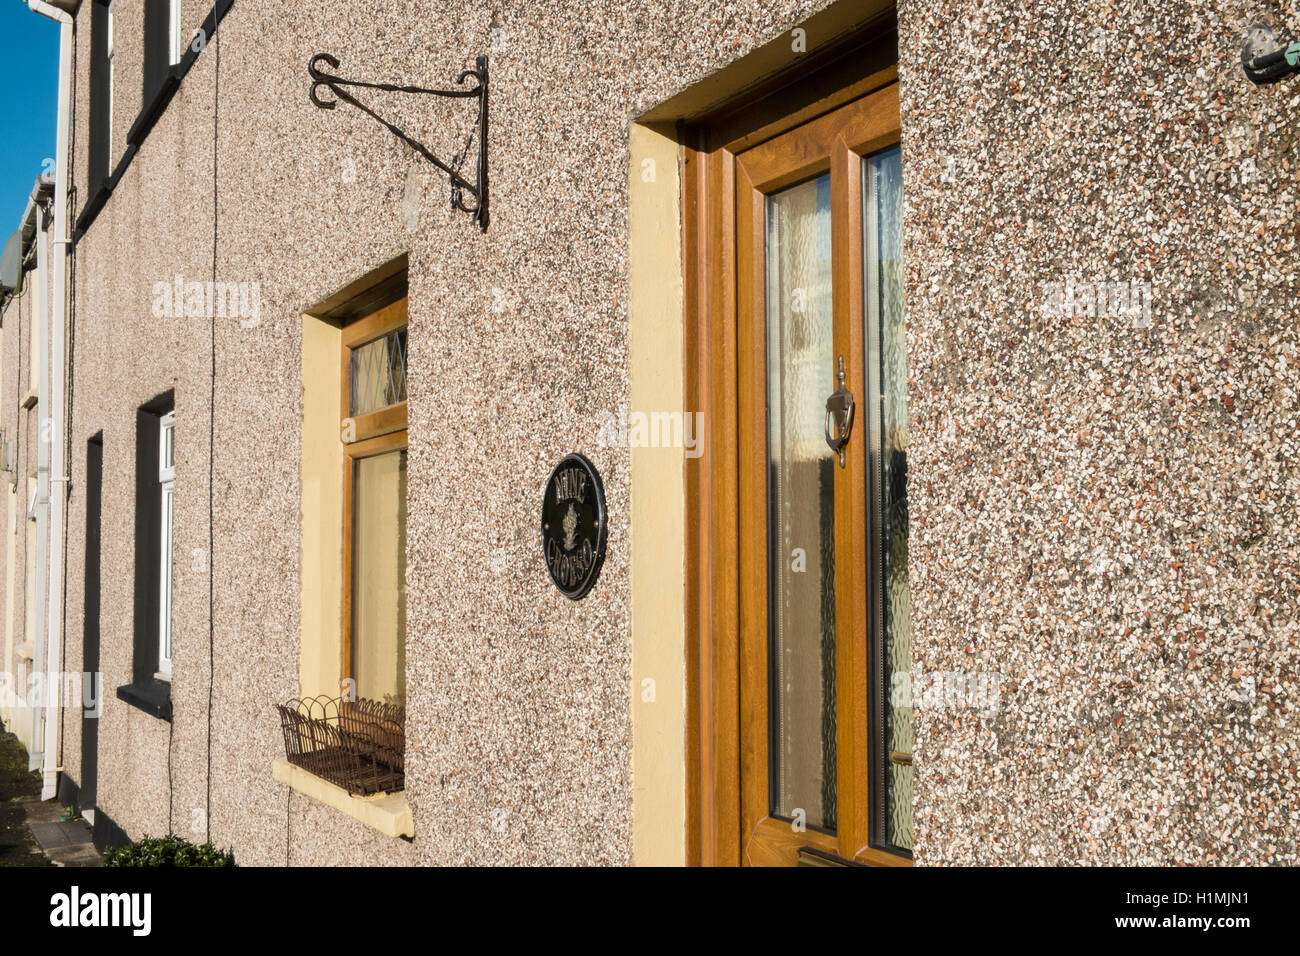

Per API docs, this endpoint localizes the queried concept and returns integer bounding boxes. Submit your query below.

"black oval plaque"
[541,453,607,600]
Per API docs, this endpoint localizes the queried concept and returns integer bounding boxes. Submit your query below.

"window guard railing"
[277,695,405,796]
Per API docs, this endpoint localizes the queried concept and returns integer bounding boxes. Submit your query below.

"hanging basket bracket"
[308,53,489,230]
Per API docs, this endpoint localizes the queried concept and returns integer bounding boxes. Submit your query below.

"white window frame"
[156,411,175,680]
[106,1,115,160]
[168,0,183,67]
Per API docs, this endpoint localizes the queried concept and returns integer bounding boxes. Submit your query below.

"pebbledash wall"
[8,0,1295,866]
[901,1,1298,865]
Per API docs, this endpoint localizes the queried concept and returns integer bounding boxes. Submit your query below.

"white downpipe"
[29,0,73,802]
[28,199,49,774]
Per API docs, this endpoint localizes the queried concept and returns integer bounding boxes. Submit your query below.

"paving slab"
[45,842,102,867]
[22,797,100,865]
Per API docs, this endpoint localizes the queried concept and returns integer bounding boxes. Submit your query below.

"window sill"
[128,68,182,148]
[272,757,413,839]
[115,679,173,722]
[74,179,114,238]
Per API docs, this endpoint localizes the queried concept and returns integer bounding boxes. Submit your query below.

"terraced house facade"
[0,0,1295,866]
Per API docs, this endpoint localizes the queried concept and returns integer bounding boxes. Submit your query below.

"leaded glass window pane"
[350,328,408,417]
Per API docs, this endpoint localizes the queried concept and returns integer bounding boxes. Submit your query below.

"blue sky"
[0,2,59,233]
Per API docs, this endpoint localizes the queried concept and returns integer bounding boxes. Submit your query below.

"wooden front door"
[687,71,913,867]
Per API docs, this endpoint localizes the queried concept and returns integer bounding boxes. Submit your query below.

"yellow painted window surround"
[292,284,411,837]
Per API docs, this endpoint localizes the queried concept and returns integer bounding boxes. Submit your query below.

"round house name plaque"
[541,453,608,600]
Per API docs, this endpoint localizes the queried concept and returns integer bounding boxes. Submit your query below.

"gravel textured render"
[898,1,1299,864]
[16,0,1299,866]
[60,0,848,866]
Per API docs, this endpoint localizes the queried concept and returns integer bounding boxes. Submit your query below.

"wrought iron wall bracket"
[308,53,489,230]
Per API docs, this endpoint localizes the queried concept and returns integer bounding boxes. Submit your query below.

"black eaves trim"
[74,0,234,240]
[116,679,173,722]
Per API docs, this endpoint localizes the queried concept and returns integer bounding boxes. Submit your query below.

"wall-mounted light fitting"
[1242,25,1300,84]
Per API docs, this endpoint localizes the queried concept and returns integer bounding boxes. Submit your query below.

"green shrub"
[103,834,233,867]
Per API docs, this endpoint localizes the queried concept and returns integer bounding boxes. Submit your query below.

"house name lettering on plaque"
[541,453,607,600]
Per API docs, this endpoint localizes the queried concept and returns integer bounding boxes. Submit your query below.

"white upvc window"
[107,1,115,159]
[157,411,175,680]
[169,0,183,66]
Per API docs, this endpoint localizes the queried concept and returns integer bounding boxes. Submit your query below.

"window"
[144,0,182,103]
[157,411,175,680]
[116,393,175,721]
[88,0,114,190]
[283,271,410,817]
[341,299,408,708]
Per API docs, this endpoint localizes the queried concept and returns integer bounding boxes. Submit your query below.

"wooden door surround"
[682,65,911,868]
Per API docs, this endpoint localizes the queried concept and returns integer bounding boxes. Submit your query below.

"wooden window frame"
[683,65,911,868]
[340,297,409,445]
[339,297,409,691]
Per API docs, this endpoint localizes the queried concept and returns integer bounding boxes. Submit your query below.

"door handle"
[824,355,854,468]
